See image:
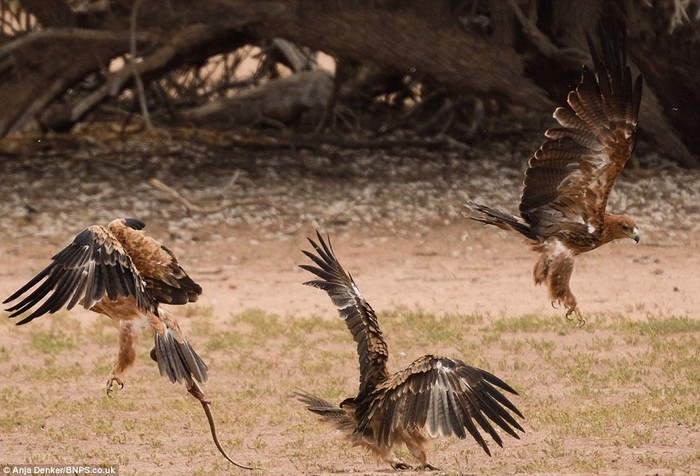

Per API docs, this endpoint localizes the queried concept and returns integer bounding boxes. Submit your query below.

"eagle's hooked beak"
[631,227,640,243]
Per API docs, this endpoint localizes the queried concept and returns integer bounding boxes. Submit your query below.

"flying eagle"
[464,24,643,324]
[4,217,207,393]
[295,232,524,470]
[4,217,252,469]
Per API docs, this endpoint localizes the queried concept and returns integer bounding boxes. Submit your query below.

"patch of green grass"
[29,329,78,353]
[90,417,114,437]
[29,360,84,382]
[543,437,566,458]
[569,449,608,472]
[623,427,653,448]
[635,451,700,471]
[232,309,284,338]
[121,418,140,433]
[97,395,138,412]
[585,335,616,352]
[526,337,557,362]
[204,330,245,351]
[513,456,560,474]
[479,329,503,346]
[4,305,699,474]
[296,314,342,333]
[610,315,700,335]
[381,309,486,350]
[182,304,215,319]
[298,350,336,375]
[149,438,165,449]
[0,389,37,431]
[487,314,573,334]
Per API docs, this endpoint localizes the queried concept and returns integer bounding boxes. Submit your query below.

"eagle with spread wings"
[295,232,524,470]
[4,217,207,393]
[464,23,643,325]
[4,218,252,469]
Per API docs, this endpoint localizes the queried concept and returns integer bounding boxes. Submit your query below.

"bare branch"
[128,0,153,131]
[0,28,150,52]
[70,24,228,123]
[508,0,589,67]
[148,177,285,216]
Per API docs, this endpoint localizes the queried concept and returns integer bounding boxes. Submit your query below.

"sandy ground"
[5,223,698,322]
[189,224,700,320]
[0,133,698,475]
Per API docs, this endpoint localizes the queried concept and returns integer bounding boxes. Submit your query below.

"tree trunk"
[0,0,697,167]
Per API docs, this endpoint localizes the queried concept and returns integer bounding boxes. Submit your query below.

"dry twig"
[148,177,286,216]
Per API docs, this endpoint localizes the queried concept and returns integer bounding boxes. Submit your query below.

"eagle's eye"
[621,223,631,232]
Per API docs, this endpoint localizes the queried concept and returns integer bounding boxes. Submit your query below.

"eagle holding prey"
[464,22,642,324]
[295,232,523,470]
[4,217,251,469]
[4,217,207,393]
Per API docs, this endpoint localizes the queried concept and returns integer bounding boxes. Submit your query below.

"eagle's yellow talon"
[565,307,585,327]
[106,376,124,397]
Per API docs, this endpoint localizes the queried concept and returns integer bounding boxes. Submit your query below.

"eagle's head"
[610,214,640,243]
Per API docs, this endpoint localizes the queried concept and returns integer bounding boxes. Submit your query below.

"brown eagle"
[464,24,642,324]
[4,217,207,394]
[295,232,524,470]
[4,217,252,469]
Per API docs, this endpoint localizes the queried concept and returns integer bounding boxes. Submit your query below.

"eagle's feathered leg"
[88,297,144,396]
[362,434,408,469]
[534,239,584,325]
[360,425,408,469]
[293,390,412,468]
[403,429,437,470]
[351,437,408,469]
[106,320,137,396]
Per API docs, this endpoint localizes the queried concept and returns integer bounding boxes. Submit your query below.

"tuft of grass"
[29,360,84,382]
[526,337,557,362]
[29,329,78,353]
[232,308,284,338]
[296,314,341,333]
[609,315,700,335]
[204,330,245,352]
[149,438,165,449]
[181,304,215,319]
[487,313,574,334]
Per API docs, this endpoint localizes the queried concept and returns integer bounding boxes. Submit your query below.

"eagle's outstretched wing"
[4,225,155,324]
[300,231,390,394]
[519,23,642,238]
[107,218,202,305]
[358,355,524,455]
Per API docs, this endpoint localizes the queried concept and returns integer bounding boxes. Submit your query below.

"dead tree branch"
[148,178,285,216]
[0,0,696,167]
[128,0,153,131]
